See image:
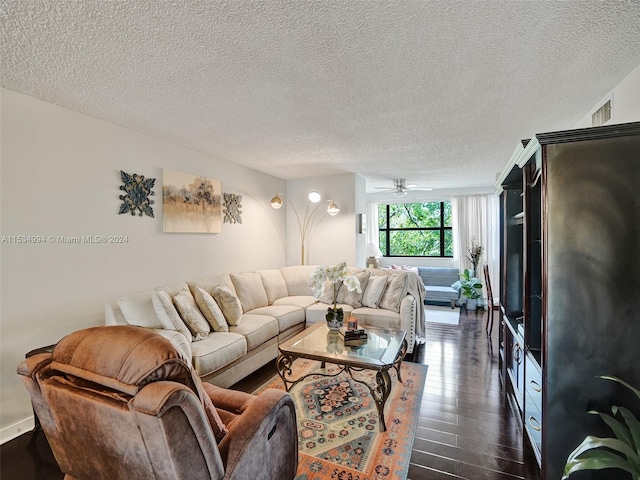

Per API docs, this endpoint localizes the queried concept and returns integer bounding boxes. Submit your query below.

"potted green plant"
[563,375,640,480]
[451,269,482,311]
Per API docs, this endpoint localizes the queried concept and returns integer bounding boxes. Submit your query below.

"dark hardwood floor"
[1,307,540,479]
[408,307,540,480]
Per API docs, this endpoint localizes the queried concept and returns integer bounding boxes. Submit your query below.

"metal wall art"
[118,170,155,217]
[162,169,222,233]
[223,193,242,224]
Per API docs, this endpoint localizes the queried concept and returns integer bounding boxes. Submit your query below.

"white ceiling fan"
[373,178,433,197]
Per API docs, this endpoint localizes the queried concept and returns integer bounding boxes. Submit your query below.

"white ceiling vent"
[592,100,612,127]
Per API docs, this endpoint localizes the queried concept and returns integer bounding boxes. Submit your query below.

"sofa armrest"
[399,295,417,353]
[217,389,298,480]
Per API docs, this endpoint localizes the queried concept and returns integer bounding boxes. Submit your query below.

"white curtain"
[451,194,500,306]
[366,201,380,248]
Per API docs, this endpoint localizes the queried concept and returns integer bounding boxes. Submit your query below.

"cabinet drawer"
[525,353,542,412]
[524,391,542,463]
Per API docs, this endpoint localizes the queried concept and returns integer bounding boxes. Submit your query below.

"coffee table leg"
[393,338,408,383]
[346,367,392,432]
[374,370,392,432]
[276,353,296,392]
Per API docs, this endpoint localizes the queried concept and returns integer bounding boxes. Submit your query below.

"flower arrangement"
[311,261,362,329]
[466,239,484,270]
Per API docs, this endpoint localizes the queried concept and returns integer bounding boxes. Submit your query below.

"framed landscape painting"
[162,169,222,233]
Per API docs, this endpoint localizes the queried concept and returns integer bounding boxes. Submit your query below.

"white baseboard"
[1,416,35,444]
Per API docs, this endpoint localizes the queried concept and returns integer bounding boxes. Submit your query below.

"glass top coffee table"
[276,322,407,431]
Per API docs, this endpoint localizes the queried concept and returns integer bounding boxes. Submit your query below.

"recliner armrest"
[217,388,298,480]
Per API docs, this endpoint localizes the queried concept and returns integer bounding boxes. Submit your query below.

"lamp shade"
[366,242,383,257]
[270,194,283,209]
[327,201,340,216]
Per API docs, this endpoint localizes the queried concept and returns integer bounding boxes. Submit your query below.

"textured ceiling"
[2,1,640,192]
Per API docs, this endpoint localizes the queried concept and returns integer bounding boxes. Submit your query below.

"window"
[378,202,453,257]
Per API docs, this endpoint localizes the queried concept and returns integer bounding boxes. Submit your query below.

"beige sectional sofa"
[105,265,425,388]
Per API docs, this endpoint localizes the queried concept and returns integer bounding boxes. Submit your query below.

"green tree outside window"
[378,202,453,257]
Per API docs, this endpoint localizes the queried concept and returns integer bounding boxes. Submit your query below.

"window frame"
[378,201,453,258]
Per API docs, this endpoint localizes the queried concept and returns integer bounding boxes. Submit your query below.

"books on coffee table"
[339,326,368,346]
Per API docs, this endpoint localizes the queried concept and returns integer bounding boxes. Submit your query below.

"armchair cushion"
[51,326,193,396]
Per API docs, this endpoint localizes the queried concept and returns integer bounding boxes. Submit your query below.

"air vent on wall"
[592,99,611,127]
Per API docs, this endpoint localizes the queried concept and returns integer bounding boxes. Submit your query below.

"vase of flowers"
[466,239,484,277]
[311,261,362,331]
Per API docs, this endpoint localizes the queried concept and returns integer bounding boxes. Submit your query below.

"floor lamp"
[271,191,340,265]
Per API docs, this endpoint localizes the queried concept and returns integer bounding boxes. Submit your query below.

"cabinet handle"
[514,345,523,363]
[530,380,542,392]
[528,416,541,432]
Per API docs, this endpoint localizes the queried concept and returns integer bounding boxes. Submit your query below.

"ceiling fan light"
[393,190,407,198]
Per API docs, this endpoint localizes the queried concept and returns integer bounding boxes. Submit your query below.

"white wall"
[574,63,640,128]
[283,174,360,267]
[0,89,287,441]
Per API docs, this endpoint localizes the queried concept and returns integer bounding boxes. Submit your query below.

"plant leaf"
[617,406,640,454]
[595,410,634,448]
[563,449,640,479]
[599,376,640,401]
[567,436,640,466]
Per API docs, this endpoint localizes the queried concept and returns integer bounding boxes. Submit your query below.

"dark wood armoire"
[497,121,640,480]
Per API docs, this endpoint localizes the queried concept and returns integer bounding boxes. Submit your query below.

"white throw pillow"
[173,288,211,341]
[190,285,229,332]
[152,290,193,342]
[337,271,370,308]
[212,286,243,326]
[361,275,388,308]
[117,291,163,329]
[379,272,408,312]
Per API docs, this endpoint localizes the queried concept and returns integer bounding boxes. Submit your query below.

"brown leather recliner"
[17,325,298,480]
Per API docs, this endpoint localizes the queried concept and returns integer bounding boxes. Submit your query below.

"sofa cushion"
[117,291,163,329]
[190,285,229,333]
[361,275,387,308]
[272,295,317,309]
[305,302,354,324]
[256,269,289,305]
[212,286,243,326]
[418,267,460,287]
[379,272,408,313]
[280,265,316,296]
[352,307,401,330]
[425,285,460,303]
[247,305,305,332]
[337,271,370,308]
[152,290,193,341]
[190,332,247,378]
[230,272,269,312]
[173,288,211,341]
[229,314,279,350]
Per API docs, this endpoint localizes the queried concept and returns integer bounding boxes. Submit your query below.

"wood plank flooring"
[0,307,540,480]
[408,307,540,480]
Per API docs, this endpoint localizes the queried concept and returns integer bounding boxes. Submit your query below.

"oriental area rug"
[253,359,428,480]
